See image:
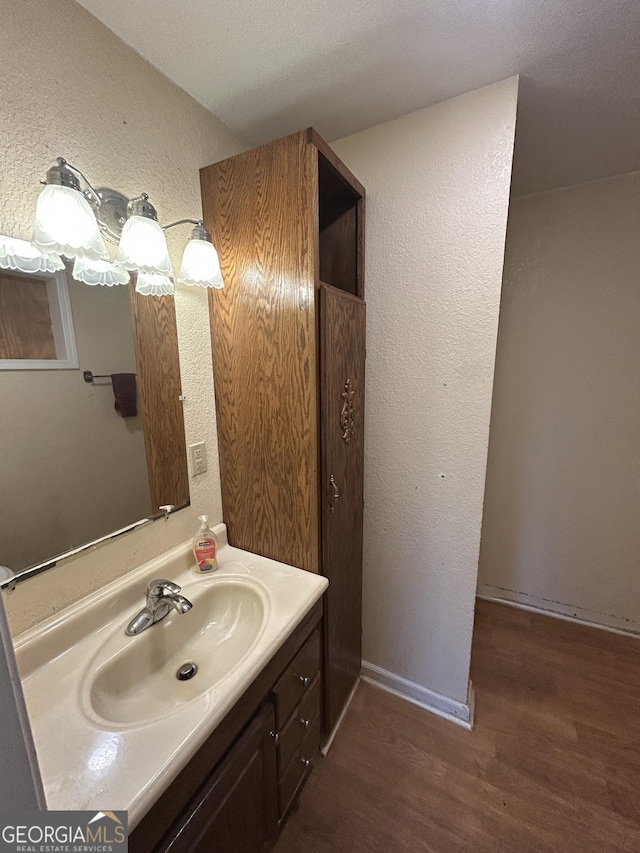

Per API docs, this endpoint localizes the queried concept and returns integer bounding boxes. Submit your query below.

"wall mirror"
[0,256,189,588]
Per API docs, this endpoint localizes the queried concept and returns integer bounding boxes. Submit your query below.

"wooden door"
[129,285,189,513]
[159,703,278,853]
[320,284,366,736]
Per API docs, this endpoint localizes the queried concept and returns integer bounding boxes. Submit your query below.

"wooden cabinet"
[200,128,365,739]
[271,629,320,729]
[129,601,322,853]
[319,287,365,730]
[270,629,321,817]
[160,703,278,853]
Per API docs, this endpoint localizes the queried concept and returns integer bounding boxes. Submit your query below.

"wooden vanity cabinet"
[160,702,278,853]
[271,628,321,817]
[200,128,366,742]
[129,601,322,853]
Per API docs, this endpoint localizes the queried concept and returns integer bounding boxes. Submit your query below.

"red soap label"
[195,537,217,571]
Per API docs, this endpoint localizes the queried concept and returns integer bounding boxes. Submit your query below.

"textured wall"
[1,279,151,572]
[479,173,640,634]
[0,0,247,634]
[333,78,518,704]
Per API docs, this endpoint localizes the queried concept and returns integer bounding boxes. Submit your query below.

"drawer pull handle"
[301,758,311,768]
[298,675,310,687]
[270,731,279,744]
[300,718,310,731]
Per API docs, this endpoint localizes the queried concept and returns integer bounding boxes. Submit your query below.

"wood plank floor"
[274,599,640,852]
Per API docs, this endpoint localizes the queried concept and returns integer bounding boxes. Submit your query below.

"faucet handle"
[147,578,181,599]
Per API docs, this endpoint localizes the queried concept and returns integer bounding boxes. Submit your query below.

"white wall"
[478,173,640,634]
[1,279,151,572]
[333,77,518,711]
[0,0,247,634]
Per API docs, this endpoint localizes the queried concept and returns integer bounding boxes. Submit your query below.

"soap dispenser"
[193,515,218,573]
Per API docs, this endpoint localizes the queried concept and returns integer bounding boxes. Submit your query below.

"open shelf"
[317,150,363,298]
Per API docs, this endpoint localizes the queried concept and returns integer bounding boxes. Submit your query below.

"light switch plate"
[188,441,207,477]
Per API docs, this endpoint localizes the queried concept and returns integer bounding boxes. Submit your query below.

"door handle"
[329,474,340,514]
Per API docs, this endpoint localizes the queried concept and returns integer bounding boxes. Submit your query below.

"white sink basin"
[82,577,269,726]
[15,525,328,827]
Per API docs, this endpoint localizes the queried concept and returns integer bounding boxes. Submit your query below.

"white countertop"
[13,526,327,829]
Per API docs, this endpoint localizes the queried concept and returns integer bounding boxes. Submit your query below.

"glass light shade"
[0,235,64,274]
[32,184,108,261]
[72,256,130,287]
[177,238,224,288]
[115,215,173,276]
[135,272,174,296]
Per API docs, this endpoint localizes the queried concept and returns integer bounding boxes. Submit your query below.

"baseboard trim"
[321,677,361,756]
[477,586,640,639]
[361,662,474,730]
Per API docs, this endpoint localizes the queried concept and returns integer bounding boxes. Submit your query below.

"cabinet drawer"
[278,711,320,819]
[271,629,319,730]
[277,675,320,773]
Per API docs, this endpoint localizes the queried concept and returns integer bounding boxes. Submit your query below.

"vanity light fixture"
[72,256,129,287]
[135,272,175,297]
[175,221,224,289]
[32,159,109,263]
[0,235,64,275]
[21,157,225,295]
[115,194,173,277]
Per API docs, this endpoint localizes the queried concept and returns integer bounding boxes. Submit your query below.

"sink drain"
[176,662,198,681]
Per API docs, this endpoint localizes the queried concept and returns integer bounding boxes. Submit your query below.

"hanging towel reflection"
[111,373,137,418]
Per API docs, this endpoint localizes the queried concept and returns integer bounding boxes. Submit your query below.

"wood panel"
[271,629,320,729]
[129,282,188,513]
[306,128,366,198]
[356,195,365,299]
[277,676,321,773]
[201,131,320,573]
[319,285,366,735]
[0,273,55,359]
[319,207,357,295]
[275,601,640,853]
[160,703,278,853]
[278,711,321,819]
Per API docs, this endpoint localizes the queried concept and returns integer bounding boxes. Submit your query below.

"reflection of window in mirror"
[0,269,78,370]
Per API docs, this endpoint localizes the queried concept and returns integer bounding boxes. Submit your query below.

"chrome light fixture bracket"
[91,187,129,245]
[44,158,102,208]
[40,160,129,246]
[163,218,212,242]
[92,190,160,245]
[190,222,212,243]
[128,193,159,221]
[44,158,81,192]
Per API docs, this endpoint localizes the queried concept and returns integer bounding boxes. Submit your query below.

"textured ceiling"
[75,0,640,196]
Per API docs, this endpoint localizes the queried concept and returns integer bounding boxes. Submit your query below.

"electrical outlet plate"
[188,441,207,477]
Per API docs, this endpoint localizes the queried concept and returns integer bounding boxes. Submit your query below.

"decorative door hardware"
[340,379,355,443]
[329,474,340,514]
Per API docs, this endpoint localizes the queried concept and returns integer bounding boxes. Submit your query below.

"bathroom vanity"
[131,600,322,852]
[13,525,327,852]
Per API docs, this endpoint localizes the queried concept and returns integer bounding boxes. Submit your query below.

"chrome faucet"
[125,578,193,636]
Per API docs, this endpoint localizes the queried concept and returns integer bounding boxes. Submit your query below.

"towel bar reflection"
[83,370,136,384]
